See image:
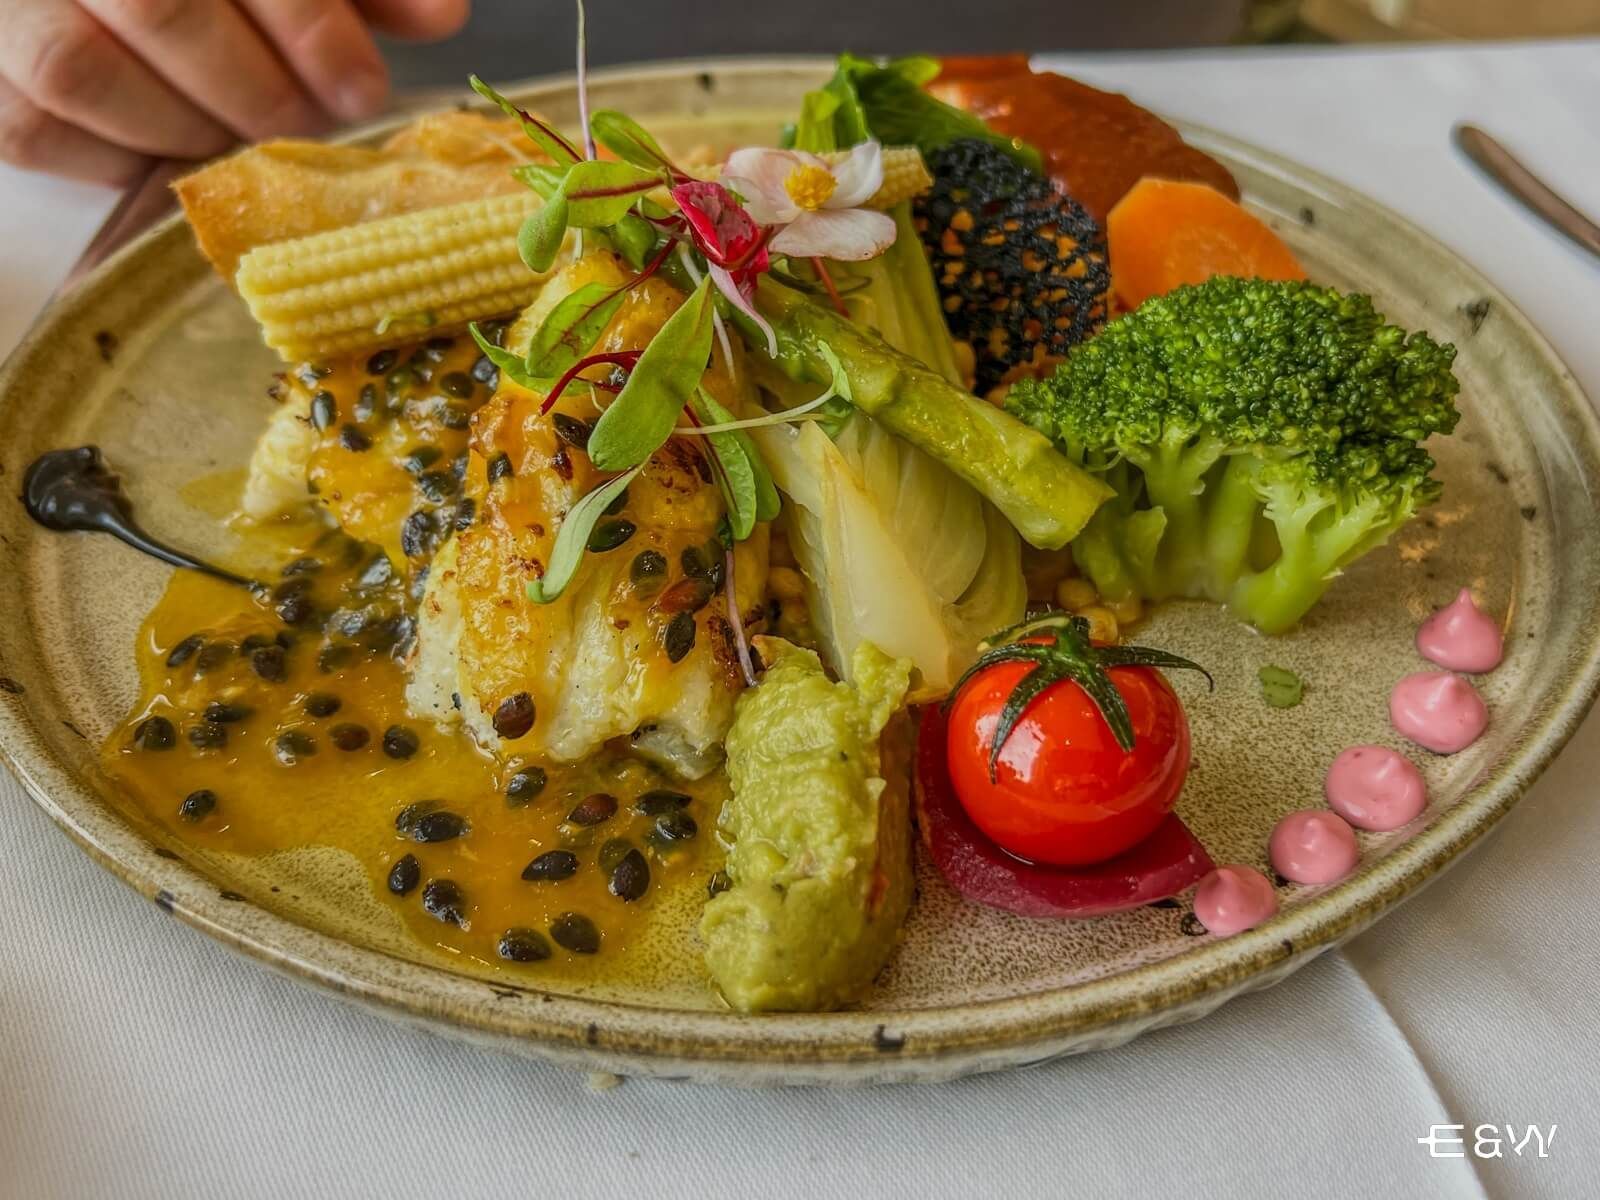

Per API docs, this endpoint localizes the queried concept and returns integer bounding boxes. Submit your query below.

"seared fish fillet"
[407,253,769,778]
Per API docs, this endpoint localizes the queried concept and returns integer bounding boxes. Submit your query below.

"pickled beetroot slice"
[914,705,1214,918]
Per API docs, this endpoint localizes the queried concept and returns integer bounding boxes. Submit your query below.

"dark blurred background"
[383,0,1599,91]
[382,0,1257,87]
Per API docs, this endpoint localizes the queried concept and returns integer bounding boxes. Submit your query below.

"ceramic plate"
[3,60,1598,1085]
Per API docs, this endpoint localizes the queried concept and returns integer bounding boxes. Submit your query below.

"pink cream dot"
[1389,670,1488,754]
[1416,588,1503,673]
[1193,866,1278,936]
[1269,809,1360,885]
[1325,745,1427,831]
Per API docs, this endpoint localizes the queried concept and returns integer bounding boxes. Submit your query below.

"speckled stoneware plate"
[3,60,1599,1086]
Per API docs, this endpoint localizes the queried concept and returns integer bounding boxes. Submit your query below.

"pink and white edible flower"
[722,142,897,261]
[669,179,777,354]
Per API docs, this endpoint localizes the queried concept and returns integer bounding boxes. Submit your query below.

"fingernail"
[335,67,389,123]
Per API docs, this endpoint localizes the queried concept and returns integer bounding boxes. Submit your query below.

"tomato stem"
[946,611,1211,781]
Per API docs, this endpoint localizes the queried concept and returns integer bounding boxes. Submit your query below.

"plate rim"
[4,56,1600,1082]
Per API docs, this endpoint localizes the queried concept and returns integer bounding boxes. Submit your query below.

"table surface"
[2,39,1597,1200]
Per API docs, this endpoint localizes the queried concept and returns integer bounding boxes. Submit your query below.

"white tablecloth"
[3,40,1597,1199]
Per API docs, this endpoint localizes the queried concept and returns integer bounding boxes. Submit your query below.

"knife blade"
[1454,123,1600,264]
[55,158,187,297]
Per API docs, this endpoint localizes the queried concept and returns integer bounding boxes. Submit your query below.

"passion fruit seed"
[680,544,711,579]
[178,789,216,822]
[310,391,337,431]
[133,716,175,751]
[194,641,234,674]
[273,730,317,765]
[404,446,443,476]
[339,426,372,453]
[393,800,438,834]
[652,810,699,843]
[551,412,592,450]
[165,634,204,668]
[629,549,667,589]
[417,469,459,503]
[421,878,466,926]
[382,725,420,759]
[400,509,439,558]
[330,722,370,751]
[366,348,398,375]
[656,576,714,614]
[303,693,341,718]
[598,837,634,872]
[566,793,618,827]
[250,645,288,683]
[486,452,513,483]
[441,371,475,400]
[318,644,354,673]
[505,766,548,805]
[522,850,579,882]
[203,701,252,724]
[707,870,732,898]
[608,850,650,902]
[410,810,468,842]
[633,789,691,816]
[663,612,697,663]
[549,912,600,954]
[281,556,321,576]
[587,518,636,553]
[493,692,535,739]
[186,722,227,750]
[275,593,313,626]
[498,928,553,963]
[387,853,421,896]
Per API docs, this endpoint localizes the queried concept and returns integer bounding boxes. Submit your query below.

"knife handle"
[1455,123,1600,263]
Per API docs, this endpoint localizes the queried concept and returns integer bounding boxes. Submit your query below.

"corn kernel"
[1109,593,1143,626]
[1055,577,1099,611]
[819,146,932,210]
[1077,605,1120,645]
[768,566,806,601]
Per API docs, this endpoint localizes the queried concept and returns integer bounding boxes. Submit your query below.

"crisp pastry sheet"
[173,111,543,282]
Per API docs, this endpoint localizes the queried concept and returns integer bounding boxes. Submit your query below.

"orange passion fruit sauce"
[102,330,727,978]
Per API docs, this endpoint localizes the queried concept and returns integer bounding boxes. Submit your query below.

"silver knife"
[1454,123,1600,263]
[55,157,187,295]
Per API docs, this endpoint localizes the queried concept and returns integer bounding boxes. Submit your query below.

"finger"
[81,0,329,141]
[0,0,234,159]
[238,0,392,124]
[0,77,146,185]
[353,0,470,40]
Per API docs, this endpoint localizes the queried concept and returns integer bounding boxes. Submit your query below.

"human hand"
[0,0,470,186]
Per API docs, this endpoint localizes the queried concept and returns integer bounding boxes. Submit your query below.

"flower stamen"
[784,164,837,211]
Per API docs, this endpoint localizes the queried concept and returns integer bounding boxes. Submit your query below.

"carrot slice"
[1107,177,1306,310]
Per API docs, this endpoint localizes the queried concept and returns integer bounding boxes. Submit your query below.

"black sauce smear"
[22,446,257,588]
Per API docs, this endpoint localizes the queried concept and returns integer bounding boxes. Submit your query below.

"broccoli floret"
[1006,276,1461,633]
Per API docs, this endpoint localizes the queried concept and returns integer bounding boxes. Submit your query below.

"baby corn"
[235,146,930,363]
[235,190,548,362]
[812,147,932,210]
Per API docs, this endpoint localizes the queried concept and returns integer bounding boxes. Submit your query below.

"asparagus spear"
[737,279,1111,550]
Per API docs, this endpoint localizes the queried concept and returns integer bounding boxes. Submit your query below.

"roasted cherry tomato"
[944,614,1206,867]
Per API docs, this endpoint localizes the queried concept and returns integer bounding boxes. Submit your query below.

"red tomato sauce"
[930,55,1240,222]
